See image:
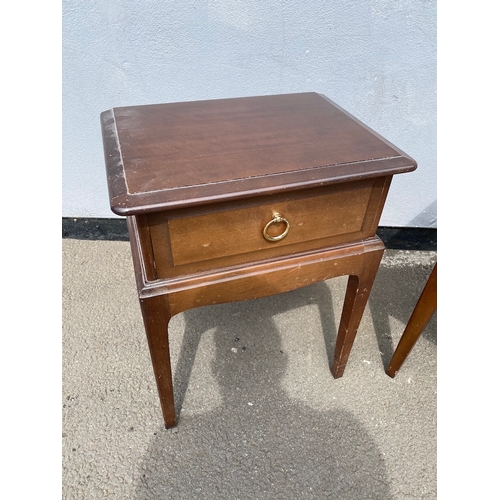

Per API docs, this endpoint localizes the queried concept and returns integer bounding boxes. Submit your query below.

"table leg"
[135,236,384,426]
[139,295,176,428]
[331,249,383,378]
[385,264,437,378]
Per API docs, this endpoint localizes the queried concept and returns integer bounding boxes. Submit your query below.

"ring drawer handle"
[263,213,290,242]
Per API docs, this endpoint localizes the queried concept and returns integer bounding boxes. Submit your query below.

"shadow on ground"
[134,288,393,499]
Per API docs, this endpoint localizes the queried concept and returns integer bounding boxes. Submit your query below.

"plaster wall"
[63,0,436,227]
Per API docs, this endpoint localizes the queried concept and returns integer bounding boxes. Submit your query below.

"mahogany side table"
[100,92,416,428]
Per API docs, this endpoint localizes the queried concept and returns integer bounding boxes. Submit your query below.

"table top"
[101,92,416,215]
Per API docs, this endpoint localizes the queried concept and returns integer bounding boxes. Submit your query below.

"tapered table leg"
[386,264,437,378]
[140,295,176,428]
[331,248,384,378]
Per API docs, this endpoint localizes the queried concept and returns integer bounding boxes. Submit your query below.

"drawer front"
[147,178,388,278]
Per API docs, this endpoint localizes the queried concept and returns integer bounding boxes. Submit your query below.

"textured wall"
[63,0,436,227]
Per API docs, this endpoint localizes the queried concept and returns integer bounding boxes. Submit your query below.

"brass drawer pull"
[263,213,290,242]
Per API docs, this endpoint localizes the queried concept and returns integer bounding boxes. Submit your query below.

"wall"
[62,0,436,228]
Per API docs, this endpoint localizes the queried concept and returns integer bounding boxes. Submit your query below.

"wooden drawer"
[147,178,389,278]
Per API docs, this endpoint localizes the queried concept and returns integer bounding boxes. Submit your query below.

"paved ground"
[62,239,437,499]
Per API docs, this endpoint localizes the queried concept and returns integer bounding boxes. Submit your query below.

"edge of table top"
[101,93,416,215]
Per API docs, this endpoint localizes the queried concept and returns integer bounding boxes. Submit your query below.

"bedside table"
[101,92,416,428]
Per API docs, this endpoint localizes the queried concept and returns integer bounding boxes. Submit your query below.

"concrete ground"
[62,239,437,499]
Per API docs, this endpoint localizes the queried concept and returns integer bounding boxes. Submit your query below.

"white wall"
[62,0,436,228]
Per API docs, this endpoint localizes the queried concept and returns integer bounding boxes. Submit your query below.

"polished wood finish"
[147,177,391,278]
[101,92,415,214]
[386,264,437,378]
[139,294,176,427]
[101,93,417,428]
[332,249,384,378]
[167,180,372,267]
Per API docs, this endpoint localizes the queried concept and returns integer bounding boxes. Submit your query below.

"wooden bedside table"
[101,92,416,428]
